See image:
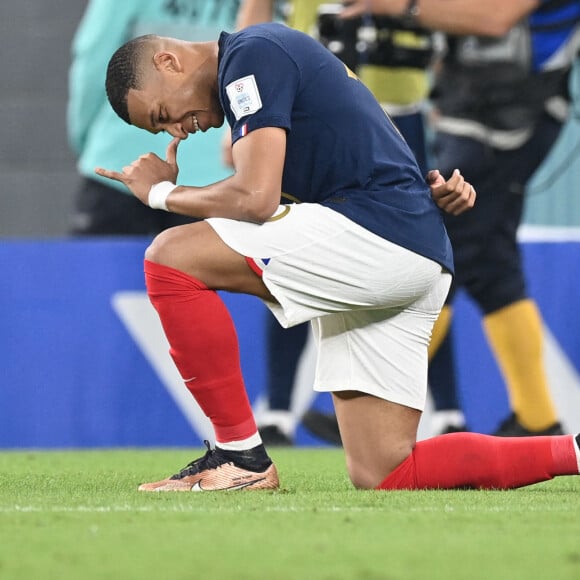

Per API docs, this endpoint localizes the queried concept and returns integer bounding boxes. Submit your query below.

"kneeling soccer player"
[96,24,579,491]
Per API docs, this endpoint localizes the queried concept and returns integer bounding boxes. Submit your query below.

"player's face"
[126,65,224,139]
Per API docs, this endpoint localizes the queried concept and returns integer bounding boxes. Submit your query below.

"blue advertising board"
[1,238,579,448]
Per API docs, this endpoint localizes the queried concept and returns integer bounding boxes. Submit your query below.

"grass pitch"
[0,448,579,580]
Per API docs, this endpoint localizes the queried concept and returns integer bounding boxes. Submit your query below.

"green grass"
[0,448,579,580]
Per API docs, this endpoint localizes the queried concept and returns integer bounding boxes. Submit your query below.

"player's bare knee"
[145,228,182,267]
[344,454,383,489]
[346,460,381,490]
[345,442,415,489]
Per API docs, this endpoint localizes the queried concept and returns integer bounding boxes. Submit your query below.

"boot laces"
[170,440,230,480]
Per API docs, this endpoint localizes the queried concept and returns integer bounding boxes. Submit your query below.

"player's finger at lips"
[166,138,180,162]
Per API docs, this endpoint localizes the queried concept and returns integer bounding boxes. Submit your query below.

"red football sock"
[377,432,579,490]
[144,260,258,444]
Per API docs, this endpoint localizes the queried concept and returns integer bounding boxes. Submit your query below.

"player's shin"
[144,259,258,445]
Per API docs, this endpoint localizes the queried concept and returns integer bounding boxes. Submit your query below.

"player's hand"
[427,168,476,216]
[95,138,181,204]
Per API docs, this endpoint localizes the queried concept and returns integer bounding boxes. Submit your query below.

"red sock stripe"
[144,260,258,443]
[245,256,263,277]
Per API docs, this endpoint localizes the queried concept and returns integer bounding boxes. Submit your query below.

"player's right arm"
[168,125,286,223]
[96,126,286,224]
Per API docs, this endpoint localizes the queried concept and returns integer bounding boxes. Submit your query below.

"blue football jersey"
[218,23,454,273]
[530,0,580,71]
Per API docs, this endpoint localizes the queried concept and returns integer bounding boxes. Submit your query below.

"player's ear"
[153,51,182,74]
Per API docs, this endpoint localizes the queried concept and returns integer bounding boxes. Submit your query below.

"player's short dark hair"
[105,35,157,124]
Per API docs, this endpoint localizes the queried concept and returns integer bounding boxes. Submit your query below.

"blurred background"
[0,0,87,236]
[1,0,579,449]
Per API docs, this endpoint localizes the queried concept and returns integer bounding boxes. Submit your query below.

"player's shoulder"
[218,22,324,87]
[221,22,304,52]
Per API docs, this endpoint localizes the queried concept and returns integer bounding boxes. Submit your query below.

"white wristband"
[148,181,176,211]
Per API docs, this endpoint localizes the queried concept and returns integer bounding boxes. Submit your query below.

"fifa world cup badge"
[226,74,263,120]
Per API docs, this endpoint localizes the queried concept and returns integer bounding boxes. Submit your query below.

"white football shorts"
[206,204,451,410]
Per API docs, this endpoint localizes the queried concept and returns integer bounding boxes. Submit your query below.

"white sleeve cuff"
[148,181,176,211]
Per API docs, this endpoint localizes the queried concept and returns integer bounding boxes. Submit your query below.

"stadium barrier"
[1,238,579,448]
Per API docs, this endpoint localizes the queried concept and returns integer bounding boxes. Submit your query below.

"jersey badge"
[226,74,263,120]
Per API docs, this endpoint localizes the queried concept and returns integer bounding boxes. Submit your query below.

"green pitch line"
[0,448,579,580]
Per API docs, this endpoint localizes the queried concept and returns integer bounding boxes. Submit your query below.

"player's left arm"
[427,169,476,216]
